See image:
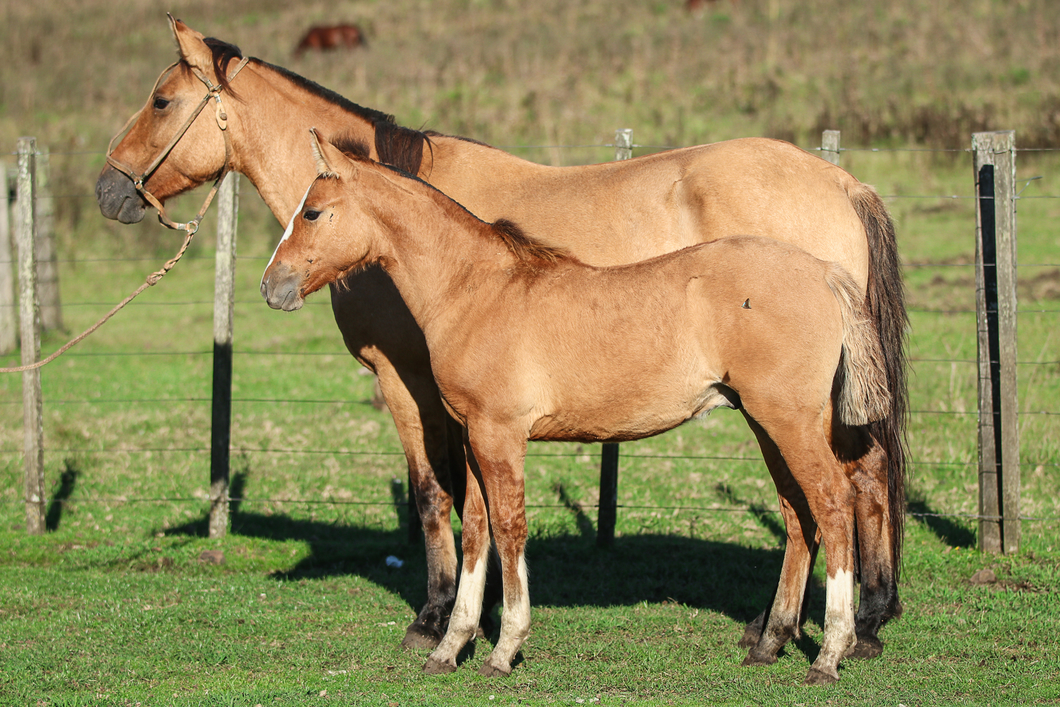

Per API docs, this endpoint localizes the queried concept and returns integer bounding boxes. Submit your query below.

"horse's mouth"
[260,270,305,312]
[95,166,149,224]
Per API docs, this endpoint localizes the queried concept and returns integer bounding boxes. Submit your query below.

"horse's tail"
[848,183,908,578]
[826,265,891,428]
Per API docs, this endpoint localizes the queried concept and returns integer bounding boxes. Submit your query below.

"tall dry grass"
[2,0,1059,241]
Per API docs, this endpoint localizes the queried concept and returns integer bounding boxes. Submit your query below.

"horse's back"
[432,137,870,284]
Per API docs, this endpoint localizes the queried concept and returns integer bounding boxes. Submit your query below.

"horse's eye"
[303,210,321,222]
[153,97,171,110]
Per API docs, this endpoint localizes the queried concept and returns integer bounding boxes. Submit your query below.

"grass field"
[3,0,1060,704]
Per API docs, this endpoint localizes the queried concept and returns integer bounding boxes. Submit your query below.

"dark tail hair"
[849,184,908,580]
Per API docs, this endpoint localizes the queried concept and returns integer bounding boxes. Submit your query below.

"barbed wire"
[3,494,1058,524]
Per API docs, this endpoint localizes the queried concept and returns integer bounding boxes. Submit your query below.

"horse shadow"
[164,472,827,654]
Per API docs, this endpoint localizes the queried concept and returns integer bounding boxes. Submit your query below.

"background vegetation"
[1,0,1059,704]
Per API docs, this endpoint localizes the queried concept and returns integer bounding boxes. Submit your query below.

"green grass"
[1,147,1060,703]
[2,0,1060,703]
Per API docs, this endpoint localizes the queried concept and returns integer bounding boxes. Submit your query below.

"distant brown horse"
[294,24,366,57]
[261,132,891,684]
[95,16,906,661]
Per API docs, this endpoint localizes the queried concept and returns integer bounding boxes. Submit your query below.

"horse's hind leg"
[739,414,819,666]
[834,426,902,658]
[770,425,858,685]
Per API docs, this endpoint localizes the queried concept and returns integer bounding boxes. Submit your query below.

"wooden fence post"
[596,129,633,549]
[972,131,1020,554]
[16,138,44,535]
[0,165,15,354]
[821,130,841,166]
[209,172,239,539]
[34,148,62,333]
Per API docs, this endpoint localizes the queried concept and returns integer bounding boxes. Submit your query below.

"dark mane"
[199,38,491,177]
[490,219,569,265]
[247,56,429,175]
[200,37,245,97]
[327,133,371,160]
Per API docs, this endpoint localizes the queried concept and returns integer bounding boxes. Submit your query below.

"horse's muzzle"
[95,165,148,224]
[260,263,306,312]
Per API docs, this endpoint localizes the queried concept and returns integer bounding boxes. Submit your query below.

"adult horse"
[294,24,366,58]
[96,16,906,660]
[261,133,892,684]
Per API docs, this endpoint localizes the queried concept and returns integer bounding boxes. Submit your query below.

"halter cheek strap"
[105,56,250,236]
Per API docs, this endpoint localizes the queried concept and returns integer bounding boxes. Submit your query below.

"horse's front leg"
[424,432,493,673]
[331,274,460,650]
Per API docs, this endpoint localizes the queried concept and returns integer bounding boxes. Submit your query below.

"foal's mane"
[194,37,484,176]
[491,219,569,265]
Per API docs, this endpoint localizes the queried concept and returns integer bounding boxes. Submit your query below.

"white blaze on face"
[262,182,314,283]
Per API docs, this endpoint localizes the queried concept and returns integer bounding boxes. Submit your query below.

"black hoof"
[423,656,457,674]
[402,622,443,650]
[846,635,884,659]
[478,661,512,677]
[803,667,838,686]
[741,649,778,667]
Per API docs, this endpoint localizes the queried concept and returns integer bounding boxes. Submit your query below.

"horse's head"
[261,130,378,312]
[96,15,241,226]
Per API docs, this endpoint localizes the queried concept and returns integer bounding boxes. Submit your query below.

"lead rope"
[0,230,195,373]
[0,57,250,374]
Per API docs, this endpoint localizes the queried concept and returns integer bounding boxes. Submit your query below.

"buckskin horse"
[95,16,906,661]
[261,132,892,684]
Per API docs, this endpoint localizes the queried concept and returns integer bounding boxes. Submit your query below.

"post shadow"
[907,498,976,549]
[45,459,79,531]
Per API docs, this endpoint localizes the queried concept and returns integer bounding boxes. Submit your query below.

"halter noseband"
[106,56,250,235]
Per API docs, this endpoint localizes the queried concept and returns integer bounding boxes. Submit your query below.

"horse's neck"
[230,63,379,224]
[368,176,523,333]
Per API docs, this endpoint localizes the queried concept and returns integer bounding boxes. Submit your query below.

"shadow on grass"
[907,497,976,549]
[164,471,825,649]
[45,460,80,532]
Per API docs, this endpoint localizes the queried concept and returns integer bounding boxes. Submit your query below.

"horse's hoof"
[741,649,778,667]
[478,661,512,678]
[846,636,883,659]
[803,667,839,686]
[402,623,443,651]
[423,656,457,675]
[738,624,763,649]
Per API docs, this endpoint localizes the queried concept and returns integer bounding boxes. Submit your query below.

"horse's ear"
[168,13,213,72]
[309,129,350,178]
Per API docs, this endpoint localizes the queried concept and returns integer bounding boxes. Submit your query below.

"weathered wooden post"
[0,165,15,354]
[821,130,841,166]
[972,131,1020,554]
[16,138,44,534]
[209,172,239,538]
[596,129,634,549]
[34,148,62,333]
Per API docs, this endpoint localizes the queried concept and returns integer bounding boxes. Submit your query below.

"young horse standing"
[96,16,906,659]
[261,133,891,685]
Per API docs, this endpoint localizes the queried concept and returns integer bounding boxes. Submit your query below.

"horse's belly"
[527,379,733,444]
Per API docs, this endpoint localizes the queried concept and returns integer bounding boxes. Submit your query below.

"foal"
[261,132,891,685]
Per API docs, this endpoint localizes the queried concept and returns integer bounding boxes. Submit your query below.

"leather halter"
[105,56,250,234]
